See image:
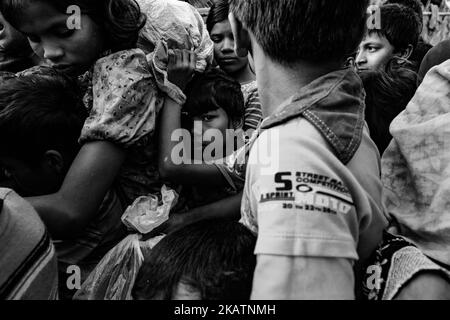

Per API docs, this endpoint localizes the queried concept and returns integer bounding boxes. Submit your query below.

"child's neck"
[255,55,340,118]
[229,64,255,85]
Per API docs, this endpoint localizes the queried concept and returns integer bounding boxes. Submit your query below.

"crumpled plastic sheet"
[73,234,165,300]
[121,185,179,235]
[138,0,214,105]
[137,0,214,71]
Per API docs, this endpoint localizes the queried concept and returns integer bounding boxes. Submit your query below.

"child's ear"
[231,118,244,130]
[394,44,413,63]
[228,12,251,58]
[42,150,65,175]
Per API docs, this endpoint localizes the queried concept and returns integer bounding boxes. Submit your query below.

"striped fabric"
[242,81,263,132]
[0,189,58,300]
[181,0,214,8]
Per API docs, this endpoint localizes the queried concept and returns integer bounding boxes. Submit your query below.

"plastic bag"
[137,0,213,71]
[137,0,214,105]
[121,185,178,234]
[73,234,164,300]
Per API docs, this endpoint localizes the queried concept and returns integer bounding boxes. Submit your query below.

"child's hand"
[168,49,197,91]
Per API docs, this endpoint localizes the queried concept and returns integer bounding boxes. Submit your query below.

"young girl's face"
[18,1,106,76]
[210,20,248,75]
[192,108,230,148]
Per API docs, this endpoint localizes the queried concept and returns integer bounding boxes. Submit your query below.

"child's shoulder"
[241,80,258,93]
[79,48,160,149]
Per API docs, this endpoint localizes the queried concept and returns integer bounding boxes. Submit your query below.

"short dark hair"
[229,0,370,64]
[360,60,418,154]
[371,4,421,51]
[206,0,229,33]
[133,220,257,300]
[183,68,245,129]
[0,67,87,166]
[385,0,423,32]
[0,0,146,52]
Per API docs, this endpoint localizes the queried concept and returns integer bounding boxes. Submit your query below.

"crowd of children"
[1,0,450,300]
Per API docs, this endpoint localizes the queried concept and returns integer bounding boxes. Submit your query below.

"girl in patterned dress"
[0,0,213,238]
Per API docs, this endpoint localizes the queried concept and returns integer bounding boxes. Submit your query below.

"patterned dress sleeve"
[80,49,160,148]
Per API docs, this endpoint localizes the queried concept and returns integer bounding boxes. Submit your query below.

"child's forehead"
[189,106,225,117]
[172,281,202,300]
[210,20,232,34]
[363,31,391,45]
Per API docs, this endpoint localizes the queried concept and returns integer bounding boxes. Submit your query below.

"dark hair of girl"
[360,59,418,154]
[206,0,229,33]
[183,68,245,130]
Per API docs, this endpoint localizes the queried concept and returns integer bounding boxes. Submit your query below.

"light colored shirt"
[241,115,387,299]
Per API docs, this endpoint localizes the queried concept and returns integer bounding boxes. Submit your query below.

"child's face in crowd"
[136,282,202,300]
[192,107,231,148]
[0,154,63,197]
[356,32,395,71]
[171,282,201,300]
[210,20,249,75]
[17,1,105,76]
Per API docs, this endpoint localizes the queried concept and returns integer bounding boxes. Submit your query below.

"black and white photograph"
[0,0,450,312]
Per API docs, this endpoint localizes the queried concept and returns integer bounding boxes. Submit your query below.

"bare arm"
[158,49,231,187]
[158,96,230,187]
[27,141,126,239]
[146,191,243,238]
[181,191,242,223]
[395,273,450,300]
[251,255,355,300]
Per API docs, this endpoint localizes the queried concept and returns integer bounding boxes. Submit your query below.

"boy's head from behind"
[0,67,87,197]
[133,220,257,300]
[183,68,244,150]
[228,0,370,65]
[356,3,421,71]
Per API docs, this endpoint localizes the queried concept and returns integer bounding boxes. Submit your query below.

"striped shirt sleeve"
[244,87,263,132]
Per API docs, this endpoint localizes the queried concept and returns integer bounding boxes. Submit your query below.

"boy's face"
[210,20,249,75]
[192,107,231,149]
[356,32,395,71]
[139,282,202,300]
[0,154,63,197]
[17,2,105,76]
[172,282,202,300]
